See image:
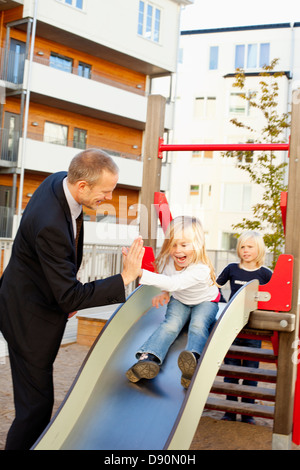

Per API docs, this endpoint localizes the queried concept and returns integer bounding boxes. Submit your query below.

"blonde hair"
[156,216,217,285]
[236,230,266,268]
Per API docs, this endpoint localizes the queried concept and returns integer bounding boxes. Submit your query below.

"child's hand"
[152,291,170,308]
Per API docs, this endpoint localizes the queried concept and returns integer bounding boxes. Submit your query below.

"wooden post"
[139,95,166,253]
[272,88,300,449]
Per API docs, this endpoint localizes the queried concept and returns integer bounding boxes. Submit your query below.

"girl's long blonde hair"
[155,216,217,285]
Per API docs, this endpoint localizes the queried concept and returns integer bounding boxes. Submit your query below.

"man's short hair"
[68,148,119,186]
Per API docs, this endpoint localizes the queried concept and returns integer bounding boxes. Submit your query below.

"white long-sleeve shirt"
[140,257,219,305]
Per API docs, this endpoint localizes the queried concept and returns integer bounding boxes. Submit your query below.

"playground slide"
[32,280,258,450]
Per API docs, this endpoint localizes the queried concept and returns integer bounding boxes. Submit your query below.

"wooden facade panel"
[0,7,24,47]
[0,171,139,222]
[2,98,143,159]
[33,35,147,91]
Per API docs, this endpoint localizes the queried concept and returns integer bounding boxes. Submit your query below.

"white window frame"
[44,121,68,146]
[221,183,252,212]
[229,90,257,116]
[194,96,216,119]
[209,46,219,70]
[234,42,270,70]
[57,0,84,10]
[138,1,161,43]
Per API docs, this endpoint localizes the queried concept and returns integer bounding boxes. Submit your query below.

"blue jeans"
[137,296,219,365]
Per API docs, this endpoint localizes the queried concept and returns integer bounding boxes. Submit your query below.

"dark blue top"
[217,263,273,301]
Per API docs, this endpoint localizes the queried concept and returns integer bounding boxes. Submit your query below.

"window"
[235,44,245,69]
[58,0,83,9]
[209,46,219,70]
[229,91,257,116]
[194,96,216,119]
[235,43,270,69]
[138,1,161,43]
[190,184,200,196]
[194,97,205,119]
[192,140,214,160]
[222,183,252,212]
[44,122,68,146]
[0,185,13,237]
[50,53,73,73]
[221,232,238,251]
[237,139,254,163]
[204,149,213,159]
[73,128,87,149]
[206,97,216,118]
[78,62,91,79]
[154,7,161,42]
[247,44,257,68]
[229,93,246,114]
[259,43,270,67]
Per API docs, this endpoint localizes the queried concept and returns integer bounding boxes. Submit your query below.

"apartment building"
[169,22,300,250]
[0,0,192,242]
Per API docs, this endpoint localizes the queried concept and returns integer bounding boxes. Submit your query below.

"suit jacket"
[0,172,126,369]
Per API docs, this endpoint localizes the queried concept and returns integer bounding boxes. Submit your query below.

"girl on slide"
[125,216,220,388]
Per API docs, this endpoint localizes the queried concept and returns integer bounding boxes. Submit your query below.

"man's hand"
[121,236,145,286]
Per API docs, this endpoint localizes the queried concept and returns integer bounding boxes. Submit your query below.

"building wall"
[170,23,299,250]
[22,0,182,74]
[0,0,193,241]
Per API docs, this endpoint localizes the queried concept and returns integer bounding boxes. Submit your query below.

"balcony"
[25,58,174,130]
[24,60,147,130]
[18,137,143,188]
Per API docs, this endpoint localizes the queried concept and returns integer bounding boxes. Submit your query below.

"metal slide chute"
[32,280,258,450]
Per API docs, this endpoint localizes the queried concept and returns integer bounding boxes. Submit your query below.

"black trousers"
[5,346,54,450]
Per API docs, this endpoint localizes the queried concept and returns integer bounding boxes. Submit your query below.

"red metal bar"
[158,142,289,156]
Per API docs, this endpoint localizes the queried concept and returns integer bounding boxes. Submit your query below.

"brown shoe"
[178,351,198,388]
[126,354,160,383]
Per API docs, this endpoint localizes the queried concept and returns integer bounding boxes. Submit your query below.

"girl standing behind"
[125,216,220,388]
[216,230,273,424]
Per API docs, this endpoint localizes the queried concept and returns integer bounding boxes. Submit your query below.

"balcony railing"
[0,128,19,164]
[0,48,25,85]
[26,131,142,161]
[0,46,146,96]
[0,237,242,299]
[33,54,146,96]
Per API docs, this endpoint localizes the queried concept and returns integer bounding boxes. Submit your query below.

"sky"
[180,0,299,30]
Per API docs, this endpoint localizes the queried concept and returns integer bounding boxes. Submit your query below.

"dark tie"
[75,211,83,253]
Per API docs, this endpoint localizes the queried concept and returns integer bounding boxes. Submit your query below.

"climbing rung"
[205,397,275,419]
[226,345,277,363]
[210,380,276,401]
[218,364,277,383]
[239,327,274,339]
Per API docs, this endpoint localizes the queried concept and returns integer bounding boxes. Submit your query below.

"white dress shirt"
[63,177,82,238]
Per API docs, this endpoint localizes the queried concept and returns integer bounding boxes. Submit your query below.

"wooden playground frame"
[140,90,300,450]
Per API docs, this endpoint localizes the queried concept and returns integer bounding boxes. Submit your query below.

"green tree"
[224,58,290,268]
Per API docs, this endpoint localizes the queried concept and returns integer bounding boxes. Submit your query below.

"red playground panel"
[280,192,287,235]
[141,246,156,272]
[258,254,293,312]
[154,192,173,233]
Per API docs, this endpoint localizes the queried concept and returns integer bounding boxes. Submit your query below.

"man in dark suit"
[0,148,144,450]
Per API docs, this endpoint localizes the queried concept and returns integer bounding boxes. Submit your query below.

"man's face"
[77,170,118,211]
